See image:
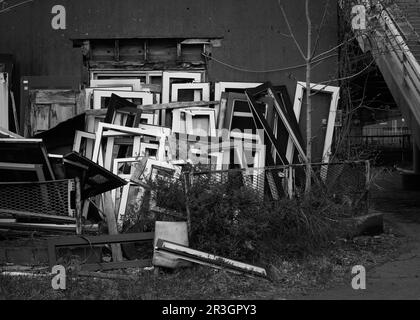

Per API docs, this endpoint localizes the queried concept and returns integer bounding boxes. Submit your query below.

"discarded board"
[155,239,267,278]
[153,221,191,269]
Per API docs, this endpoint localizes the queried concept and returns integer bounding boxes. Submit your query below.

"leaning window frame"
[287,82,340,166]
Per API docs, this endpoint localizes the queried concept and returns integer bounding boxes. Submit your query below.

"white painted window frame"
[90,79,143,91]
[161,72,203,125]
[0,73,9,130]
[171,82,211,102]
[172,108,217,137]
[92,90,158,125]
[83,86,132,110]
[90,70,163,85]
[214,82,263,102]
[286,82,340,166]
[92,123,171,166]
[92,90,154,109]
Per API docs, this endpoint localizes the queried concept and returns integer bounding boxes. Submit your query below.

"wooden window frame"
[90,79,142,91]
[0,73,9,130]
[172,108,216,137]
[246,83,307,165]
[214,82,263,103]
[161,72,203,125]
[0,162,46,182]
[171,82,211,102]
[92,123,171,166]
[83,86,132,110]
[287,82,340,166]
[92,90,154,110]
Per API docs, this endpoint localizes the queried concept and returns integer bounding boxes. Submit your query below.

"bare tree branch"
[305,0,313,195]
[311,0,331,59]
[278,0,307,60]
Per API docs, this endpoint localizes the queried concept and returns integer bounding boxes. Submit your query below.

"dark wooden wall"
[0,0,338,95]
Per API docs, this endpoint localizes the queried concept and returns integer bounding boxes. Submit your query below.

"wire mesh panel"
[0,179,75,217]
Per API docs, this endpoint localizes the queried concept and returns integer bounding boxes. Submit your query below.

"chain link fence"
[185,161,371,216]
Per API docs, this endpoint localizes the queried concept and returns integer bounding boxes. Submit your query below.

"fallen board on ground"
[155,239,267,278]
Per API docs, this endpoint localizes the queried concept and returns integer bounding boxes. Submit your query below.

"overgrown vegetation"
[125,168,362,264]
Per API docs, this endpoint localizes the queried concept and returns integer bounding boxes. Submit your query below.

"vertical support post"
[75,177,82,235]
[287,165,294,199]
[183,171,192,238]
[10,91,20,134]
[413,141,420,174]
[365,160,371,214]
[103,192,123,262]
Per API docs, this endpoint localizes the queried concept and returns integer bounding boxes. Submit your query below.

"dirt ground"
[294,169,420,300]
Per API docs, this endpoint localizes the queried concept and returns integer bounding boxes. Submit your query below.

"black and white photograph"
[0,0,419,308]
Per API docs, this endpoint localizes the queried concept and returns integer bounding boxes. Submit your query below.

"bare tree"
[278,0,331,196]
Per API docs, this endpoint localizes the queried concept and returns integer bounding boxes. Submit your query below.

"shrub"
[143,168,351,264]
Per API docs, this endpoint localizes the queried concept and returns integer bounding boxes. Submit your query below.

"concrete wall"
[0,0,338,95]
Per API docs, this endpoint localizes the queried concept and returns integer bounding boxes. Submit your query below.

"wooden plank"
[10,91,20,134]
[0,209,76,223]
[0,73,8,130]
[0,222,97,232]
[47,233,154,269]
[0,127,23,139]
[33,105,50,133]
[103,192,123,262]
[139,100,219,112]
[156,239,267,277]
[50,104,76,129]
[34,90,77,104]
[49,232,155,247]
